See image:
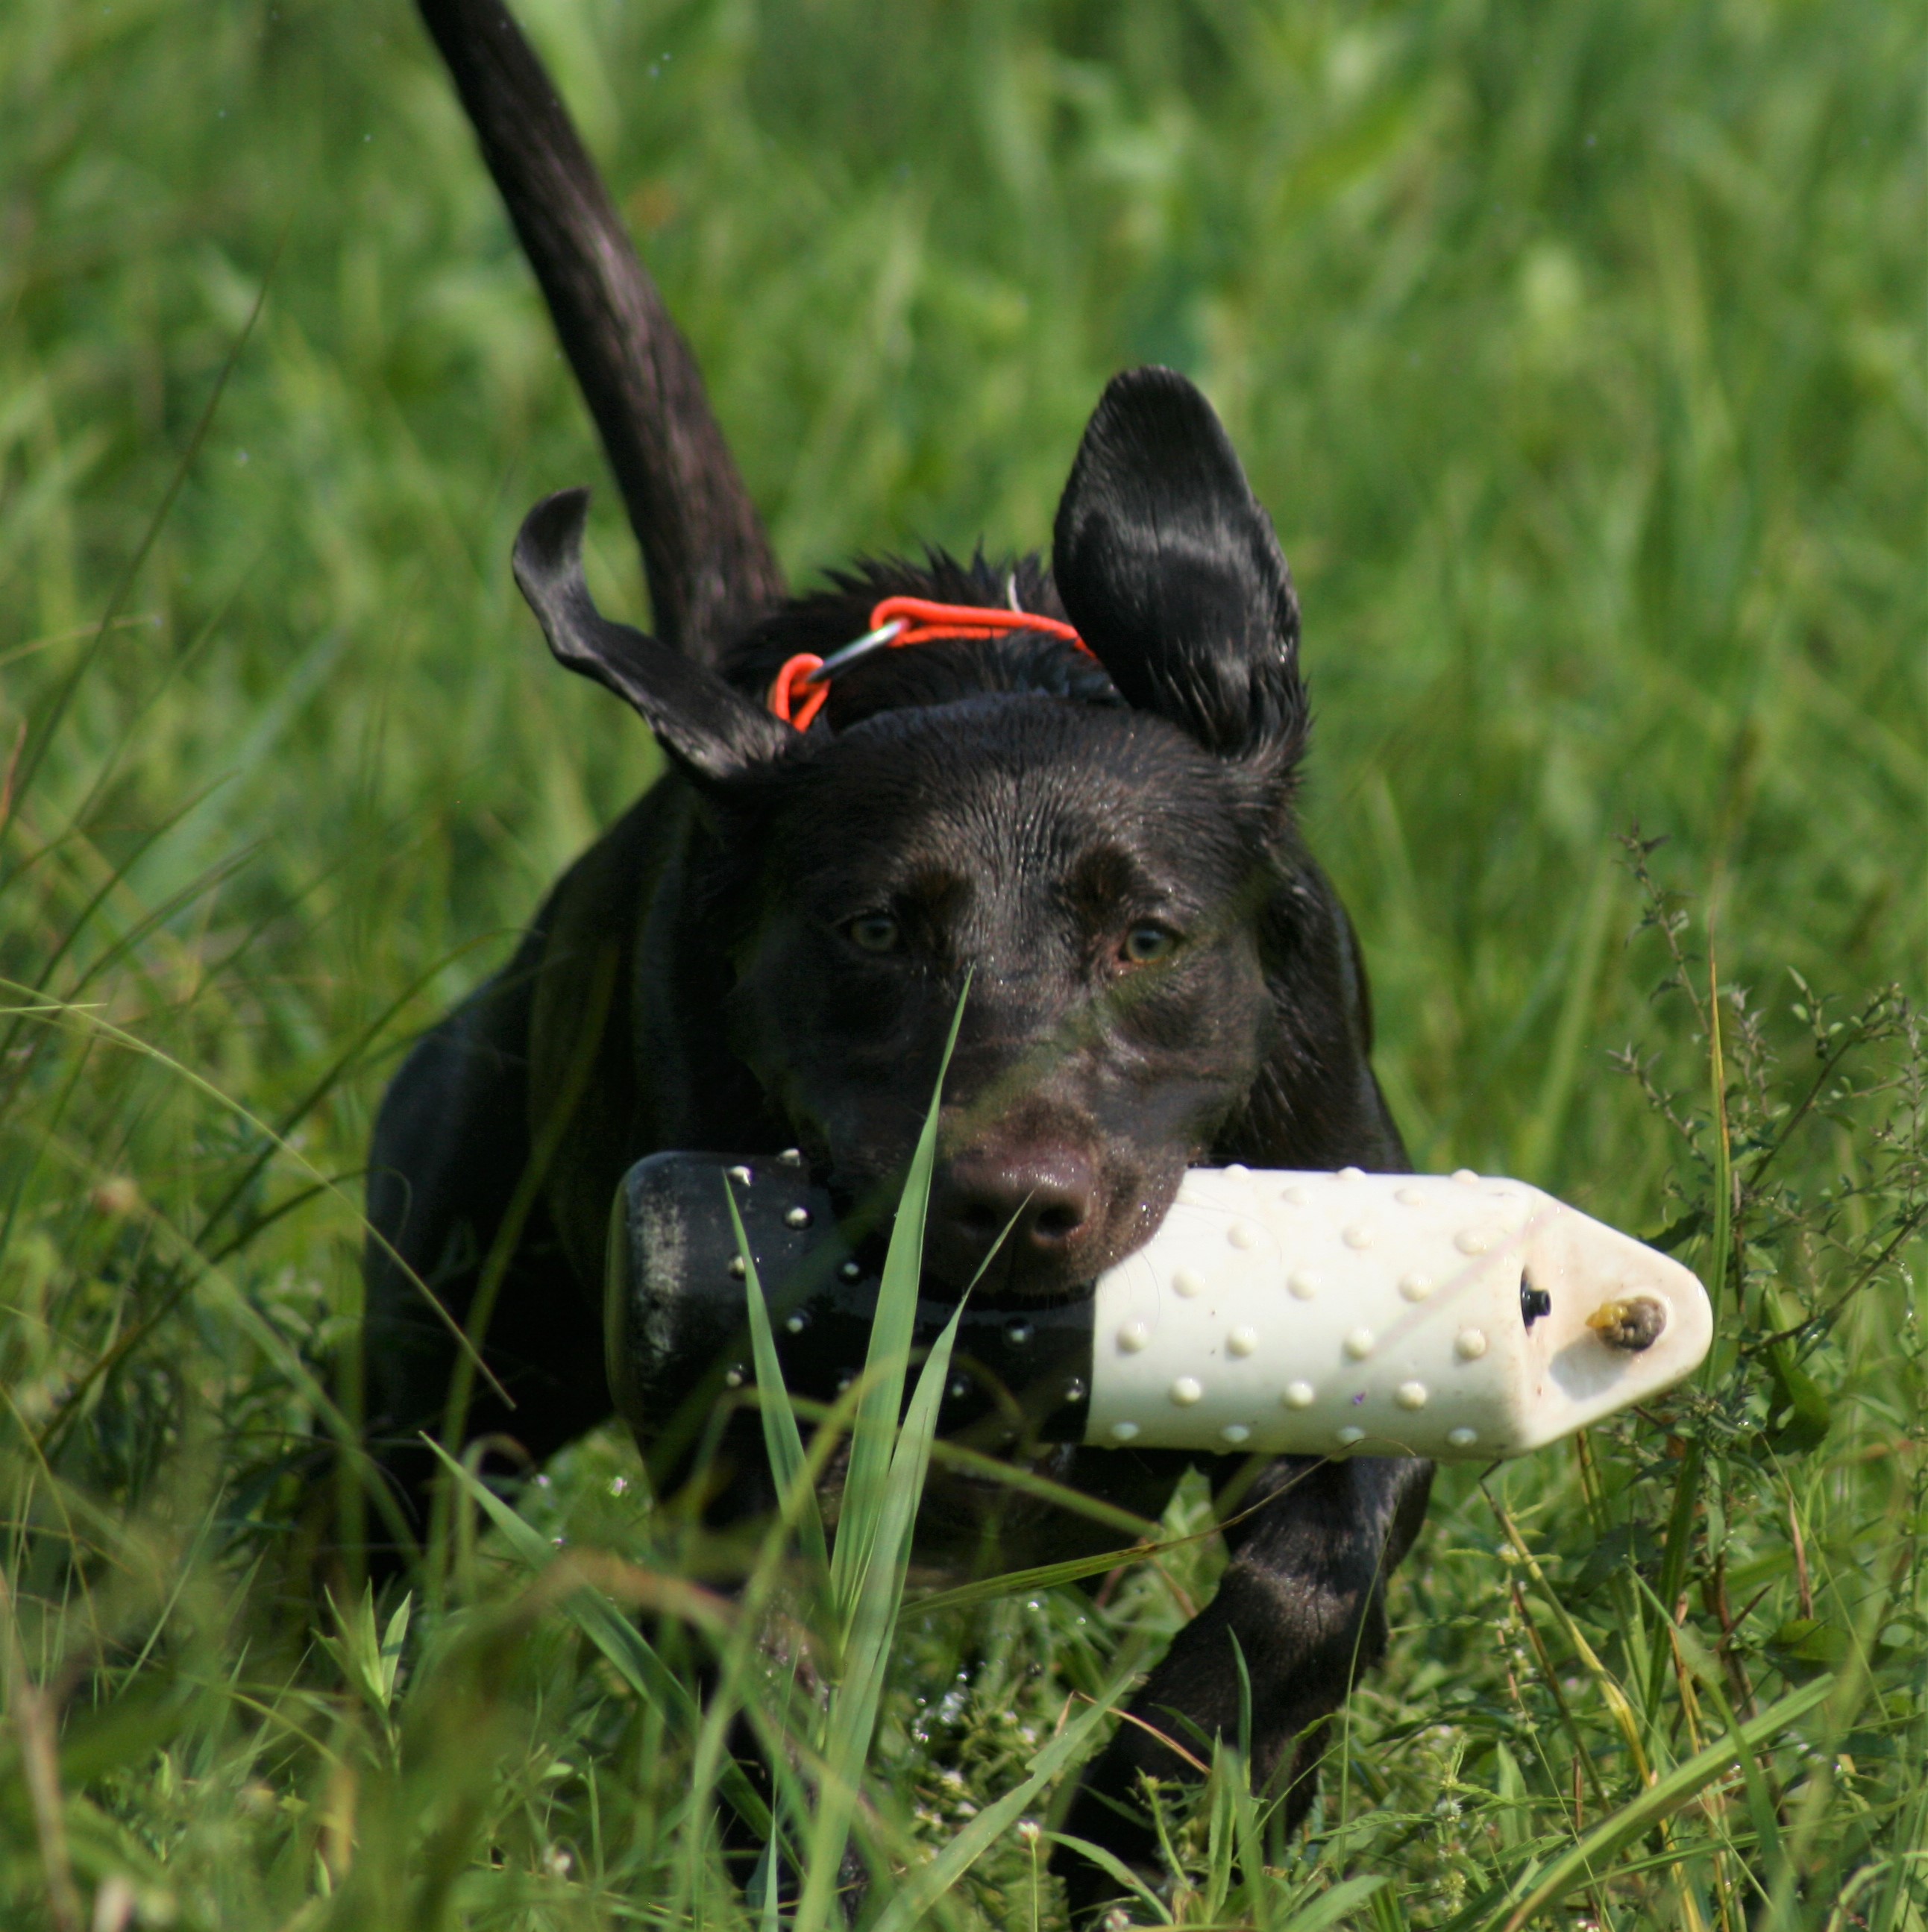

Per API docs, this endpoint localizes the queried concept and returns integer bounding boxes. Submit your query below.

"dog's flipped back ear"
[1052,368,1306,773]
[513,488,794,781]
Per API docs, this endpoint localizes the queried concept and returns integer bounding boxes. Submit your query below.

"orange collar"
[768,595,1090,731]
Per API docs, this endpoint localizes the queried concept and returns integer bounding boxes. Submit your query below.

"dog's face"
[515,369,1312,1298]
[720,698,1282,1294]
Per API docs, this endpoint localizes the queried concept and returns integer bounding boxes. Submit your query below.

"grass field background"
[1,0,1923,1925]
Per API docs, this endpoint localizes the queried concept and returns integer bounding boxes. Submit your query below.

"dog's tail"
[416,0,786,662]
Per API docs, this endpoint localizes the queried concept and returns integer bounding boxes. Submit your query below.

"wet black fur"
[365,3,1435,1916]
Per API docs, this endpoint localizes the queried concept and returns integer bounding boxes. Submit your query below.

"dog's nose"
[928,1148,1100,1289]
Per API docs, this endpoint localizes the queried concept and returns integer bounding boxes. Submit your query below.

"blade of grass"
[1225,1735,1275,1932]
[432,938,620,1577]
[1276,1873,1396,1932]
[909,1543,1171,1620]
[0,227,284,847]
[827,984,967,1625]
[867,1684,1131,1932]
[1480,1673,1836,1932]
[191,930,508,1252]
[1507,1577,1610,1812]
[423,1435,775,1841]
[783,1412,1159,1541]
[1627,1567,1782,1892]
[1516,842,1616,1180]
[726,1174,832,1596]
[1040,1831,1175,1928]
[904,1438,1335,1620]
[8,1104,427,1560]
[1486,1489,1653,1786]
[12,982,507,1467]
[794,1294,969,1932]
[0,1573,84,1932]
[1648,937,1730,1712]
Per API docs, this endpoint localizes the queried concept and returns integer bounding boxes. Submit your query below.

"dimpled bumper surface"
[1084,1166,1711,1460]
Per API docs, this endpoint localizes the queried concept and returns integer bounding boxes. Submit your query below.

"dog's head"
[517,369,1355,1299]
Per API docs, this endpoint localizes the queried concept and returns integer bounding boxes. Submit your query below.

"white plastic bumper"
[1084,1165,1710,1459]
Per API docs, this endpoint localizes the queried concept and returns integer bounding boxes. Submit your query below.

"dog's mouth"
[815,1139,1184,1306]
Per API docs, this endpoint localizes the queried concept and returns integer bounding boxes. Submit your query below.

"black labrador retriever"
[364,0,1433,1913]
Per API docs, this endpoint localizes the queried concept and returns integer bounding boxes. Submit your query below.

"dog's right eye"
[846,913,902,955]
[1121,922,1179,965]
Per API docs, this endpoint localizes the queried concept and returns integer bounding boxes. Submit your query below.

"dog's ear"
[1052,368,1306,771]
[513,488,794,781]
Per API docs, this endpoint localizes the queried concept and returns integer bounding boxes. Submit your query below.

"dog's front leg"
[1056,1453,1433,1923]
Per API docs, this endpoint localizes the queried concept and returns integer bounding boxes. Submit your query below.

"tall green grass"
[1,0,1921,1925]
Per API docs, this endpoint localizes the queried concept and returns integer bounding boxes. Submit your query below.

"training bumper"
[605,1156,1710,1462]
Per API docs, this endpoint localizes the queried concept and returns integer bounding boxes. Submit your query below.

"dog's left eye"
[846,912,903,955]
[1120,922,1179,965]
